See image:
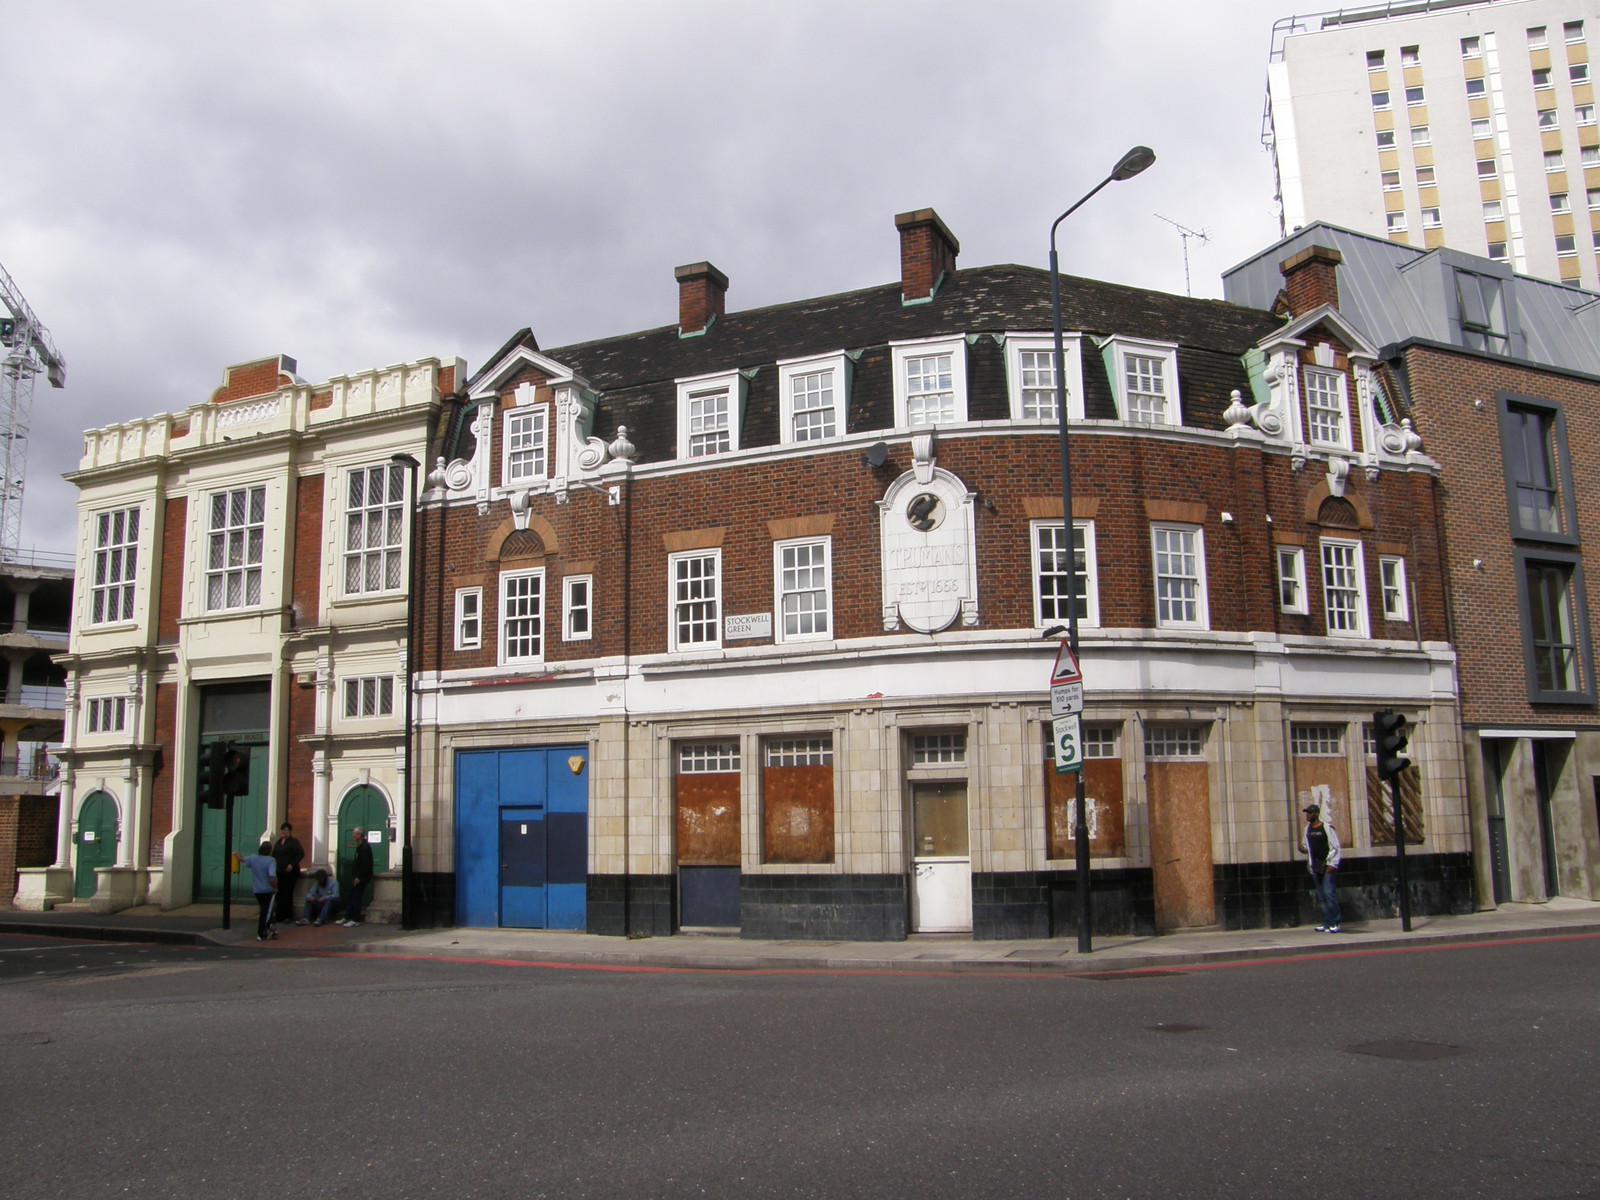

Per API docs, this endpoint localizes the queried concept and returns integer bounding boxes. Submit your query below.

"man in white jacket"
[1300,804,1342,933]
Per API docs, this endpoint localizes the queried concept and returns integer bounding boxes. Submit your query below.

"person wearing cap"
[1299,803,1342,933]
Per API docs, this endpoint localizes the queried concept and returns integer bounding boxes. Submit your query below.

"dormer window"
[1302,366,1352,449]
[1109,340,1180,426]
[502,404,548,485]
[1005,334,1084,421]
[891,337,968,427]
[676,370,745,458]
[777,353,848,444]
[907,354,954,422]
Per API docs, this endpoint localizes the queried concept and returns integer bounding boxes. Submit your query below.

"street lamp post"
[1049,145,1155,954]
[392,451,421,930]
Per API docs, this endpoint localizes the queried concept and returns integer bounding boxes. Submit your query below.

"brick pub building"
[407,210,1472,938]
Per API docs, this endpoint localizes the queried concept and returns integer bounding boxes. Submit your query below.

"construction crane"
[1154,213,1212,298]
[0,260,65,561]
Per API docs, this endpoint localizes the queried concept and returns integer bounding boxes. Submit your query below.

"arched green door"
[337,786,391,901]
[74,791,118,899]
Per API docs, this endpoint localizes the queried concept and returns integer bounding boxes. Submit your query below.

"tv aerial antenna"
[1154,214,1211,297]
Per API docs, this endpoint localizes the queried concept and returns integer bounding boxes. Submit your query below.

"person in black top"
[271,822,304,925]
[1299,804,1343,933]
[339,827,374,927]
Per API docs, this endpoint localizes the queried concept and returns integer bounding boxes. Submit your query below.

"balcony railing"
[0,547,75,570]
[0,685,66,709]
[0,755,59,780]
[0,623,70,641]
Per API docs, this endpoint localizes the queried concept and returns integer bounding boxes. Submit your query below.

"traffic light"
[196,741,227,809]
[221,744,251,798]
[1374,709,1412,782]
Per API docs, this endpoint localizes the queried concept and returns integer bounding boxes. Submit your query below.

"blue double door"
[456,746,588,929]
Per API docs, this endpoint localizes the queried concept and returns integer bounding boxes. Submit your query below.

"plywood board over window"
[676,743,740,867]
[762,738,834,864]
[1045,724,1125,858]
[1292,724,1353,848]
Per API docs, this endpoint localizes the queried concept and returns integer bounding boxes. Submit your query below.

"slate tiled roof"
[480,264,1285,464]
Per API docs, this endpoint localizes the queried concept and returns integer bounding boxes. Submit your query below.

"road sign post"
[1044,624,1092,949]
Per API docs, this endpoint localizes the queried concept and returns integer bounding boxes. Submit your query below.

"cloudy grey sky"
[3,0,1299,554]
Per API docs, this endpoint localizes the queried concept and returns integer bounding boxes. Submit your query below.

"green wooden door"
[73,791,118,899]
[193,740,268,903]
[337,786,391,900]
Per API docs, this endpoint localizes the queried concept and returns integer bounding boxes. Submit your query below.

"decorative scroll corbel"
[912,431,935,484]
[509,489,532,530]
[1326,456,1350,498]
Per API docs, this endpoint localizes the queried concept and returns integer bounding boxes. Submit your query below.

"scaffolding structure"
[0,260,65,561]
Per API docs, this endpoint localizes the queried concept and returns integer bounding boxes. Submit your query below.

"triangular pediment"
[1260,304,1381,362]
[467,336,589,400]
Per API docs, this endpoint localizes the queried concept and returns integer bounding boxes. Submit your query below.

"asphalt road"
[2,931,1598,1200]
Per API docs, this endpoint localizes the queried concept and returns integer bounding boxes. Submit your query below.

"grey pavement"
[5,895,1599,973]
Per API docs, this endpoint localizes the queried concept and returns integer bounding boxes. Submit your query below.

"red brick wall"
[285,676,315,833]
[0,795,58,902]
[291,473,325,628]
[210,356,292,404]
[418,429,1447,665]
[1404,344,1600,726]
[157,497,187,644]
[149,680,177,859]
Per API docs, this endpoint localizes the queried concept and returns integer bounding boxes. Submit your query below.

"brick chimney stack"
[676,262,728,336]
[1279,245,1343,318]
[895,208,960,303]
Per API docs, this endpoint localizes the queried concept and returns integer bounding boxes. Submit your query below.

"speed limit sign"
[1053,715,1083,775]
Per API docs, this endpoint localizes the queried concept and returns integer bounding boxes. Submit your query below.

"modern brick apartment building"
[23,354,457,913]
[1227,219,1600,906]
[407,210,1470,940]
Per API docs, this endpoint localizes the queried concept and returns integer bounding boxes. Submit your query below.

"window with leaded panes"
[344,464,406,596]
[91,507,139,624]
[206,485,266,611]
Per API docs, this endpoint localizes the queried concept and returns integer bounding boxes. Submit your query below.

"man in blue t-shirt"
[241,841,278,941]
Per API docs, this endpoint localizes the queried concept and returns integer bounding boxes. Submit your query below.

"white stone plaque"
[879,465,977,633]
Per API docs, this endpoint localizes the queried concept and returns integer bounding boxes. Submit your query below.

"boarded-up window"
[676,741,740,866]
[1362,723,1425,844]
[1046,723,1126,857]
[1292,723,1353,848]
[762,737,834,864]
